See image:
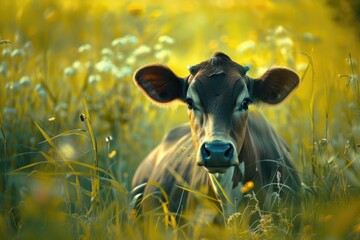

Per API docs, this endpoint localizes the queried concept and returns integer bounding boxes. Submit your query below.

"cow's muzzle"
[198,140,238,173]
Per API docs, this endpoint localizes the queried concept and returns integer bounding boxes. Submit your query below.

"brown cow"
[131,52,301,234]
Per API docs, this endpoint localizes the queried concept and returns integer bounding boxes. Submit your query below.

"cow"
[131,52,301,235]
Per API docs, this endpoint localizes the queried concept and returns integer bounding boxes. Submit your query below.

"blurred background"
[0,0,359,239]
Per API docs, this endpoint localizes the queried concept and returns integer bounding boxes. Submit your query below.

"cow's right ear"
[249,68,299,104]
[134,64,186,104]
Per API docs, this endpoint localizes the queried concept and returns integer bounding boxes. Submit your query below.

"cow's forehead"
[190,76,246,114]
[187,53,249,105]
[190,73,246,98]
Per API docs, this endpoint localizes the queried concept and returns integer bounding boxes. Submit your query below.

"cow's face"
[134,52,299,174]
[185,53,251,173]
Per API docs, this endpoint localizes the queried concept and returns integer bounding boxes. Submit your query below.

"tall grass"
[1,0,360,239]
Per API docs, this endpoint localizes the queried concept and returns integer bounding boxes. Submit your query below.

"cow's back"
[131,124,192,190]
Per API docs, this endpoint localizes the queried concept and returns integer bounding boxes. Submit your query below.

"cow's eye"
[240,98,251,111]
[185,98,195,110]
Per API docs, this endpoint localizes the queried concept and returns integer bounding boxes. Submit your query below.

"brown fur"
[131,52,301,231]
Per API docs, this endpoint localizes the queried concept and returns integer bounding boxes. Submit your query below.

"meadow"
[0,0,359,239]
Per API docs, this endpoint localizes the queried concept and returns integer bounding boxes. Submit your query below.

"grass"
[1,0,360,239]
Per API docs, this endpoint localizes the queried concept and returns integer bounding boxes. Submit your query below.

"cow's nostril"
[201,144,212,160]
[224,144,234,160]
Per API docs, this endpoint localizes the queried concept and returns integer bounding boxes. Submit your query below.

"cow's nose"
[199,141,235,167]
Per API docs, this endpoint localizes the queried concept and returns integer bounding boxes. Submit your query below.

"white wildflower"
[35,84,46,97]
[155,49,171,61]
[274,25,287,37]
[11,49,25,58]
[111,35,137,47]
[101,48,114,59]
[154,43,163,50]
[88,74,101,85]
[114,66,132,80]
[95,58,116,73]
[19,76,31,87]
[72,60,82,71]
[236,40,256,53]
[158,35,175,44]
[2,48,12,56]
[63,66,77,76]
[126,56,136,65]
[132,45,151,56]
[78,43,92,53]
[276,37,293,48]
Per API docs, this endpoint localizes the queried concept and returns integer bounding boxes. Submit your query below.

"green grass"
[1,0,360,239]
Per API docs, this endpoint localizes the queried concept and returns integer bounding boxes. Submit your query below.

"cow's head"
[134,52,299,174]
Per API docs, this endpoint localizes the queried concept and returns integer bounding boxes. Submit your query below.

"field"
[1,0,360,239]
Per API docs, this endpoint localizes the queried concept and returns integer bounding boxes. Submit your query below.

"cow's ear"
[249,68,299,104]
[134,64,186,104]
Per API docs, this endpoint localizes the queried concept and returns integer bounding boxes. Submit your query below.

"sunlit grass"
[1,0,360,239]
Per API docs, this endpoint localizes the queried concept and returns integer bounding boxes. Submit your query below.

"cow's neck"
[238,128,258,183]
[209,128,258,218]
[209,162,244,218]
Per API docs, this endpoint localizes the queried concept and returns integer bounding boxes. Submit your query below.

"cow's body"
[131,52,301,231]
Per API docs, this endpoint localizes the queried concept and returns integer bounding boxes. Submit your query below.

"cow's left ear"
[134,64,186,104]
[249,68,299,104]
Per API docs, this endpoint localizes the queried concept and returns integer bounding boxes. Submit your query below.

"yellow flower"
[150,10,162,19]
[303,224,312,233]
[245,181,254,189]
[208,40,218,51]
[127,3,145,17]
[241,181,254,193]
[129,209,137,220]
[108,150,117,159]
[322,214,333,223]
[353,223,360,233]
